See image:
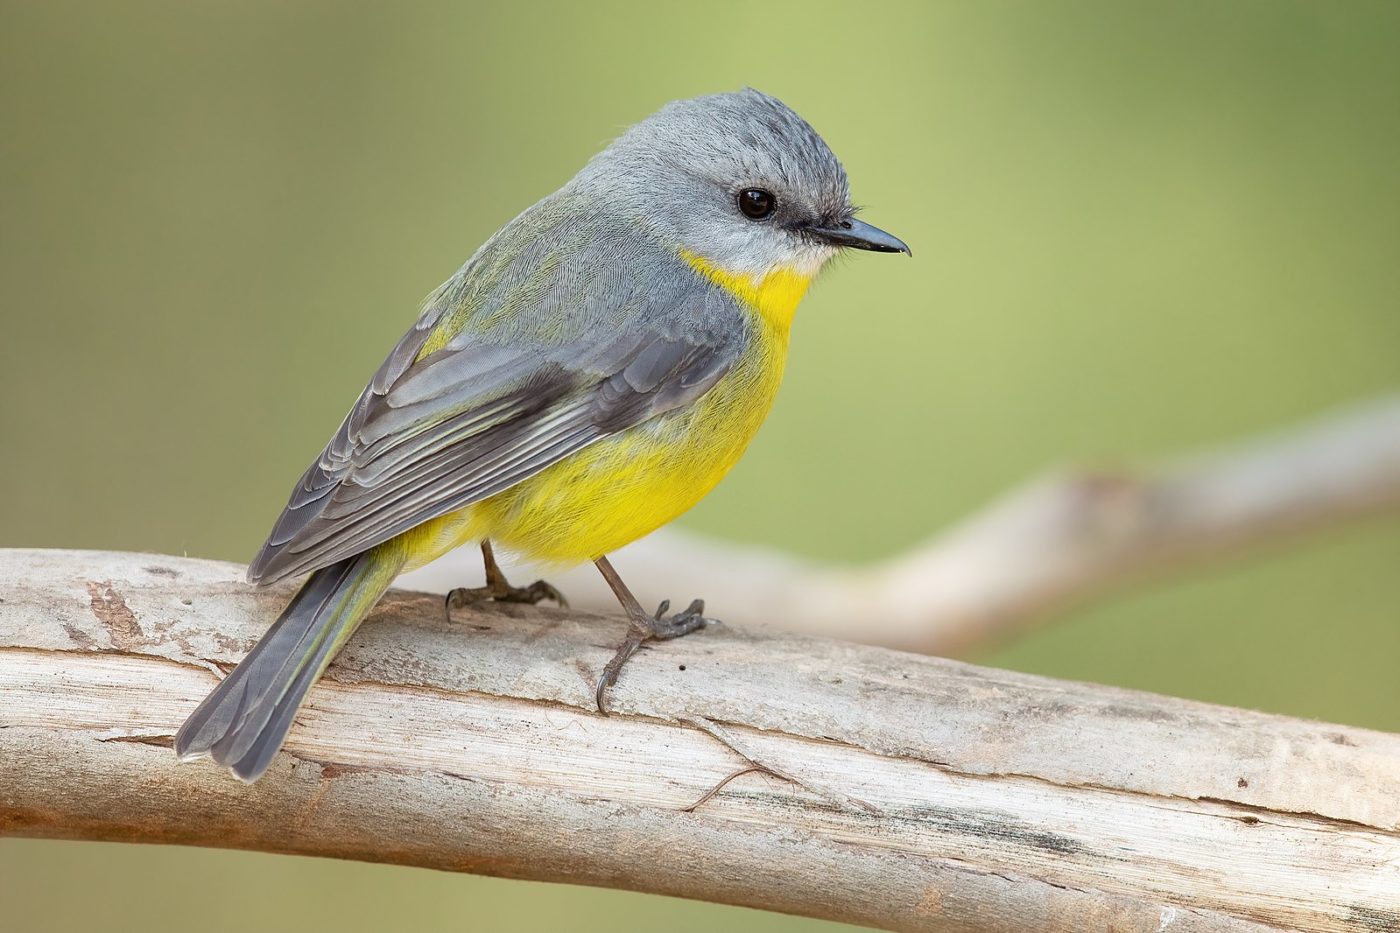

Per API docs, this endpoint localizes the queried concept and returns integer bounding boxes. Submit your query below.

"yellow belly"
[472,320,786,562]
[397,257,806,571]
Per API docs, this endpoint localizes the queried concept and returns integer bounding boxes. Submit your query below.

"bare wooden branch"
[4,549,1400,931]
[411,393,1400,654]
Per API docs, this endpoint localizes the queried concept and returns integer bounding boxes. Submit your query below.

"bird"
[174,88,909,782]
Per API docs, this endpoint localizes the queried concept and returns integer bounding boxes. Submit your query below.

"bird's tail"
[174,549,402,782]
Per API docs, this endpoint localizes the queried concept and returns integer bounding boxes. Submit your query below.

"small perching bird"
[175,88,909,782]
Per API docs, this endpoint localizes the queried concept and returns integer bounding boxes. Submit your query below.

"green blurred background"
[3,1,1398,930]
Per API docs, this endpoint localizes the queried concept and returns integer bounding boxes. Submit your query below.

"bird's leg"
[444,539,568,621]
[592,554,718,713]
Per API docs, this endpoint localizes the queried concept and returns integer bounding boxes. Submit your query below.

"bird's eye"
[737,188,776,220]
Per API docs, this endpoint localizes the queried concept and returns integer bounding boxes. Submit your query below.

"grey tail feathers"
[174,550,400,782]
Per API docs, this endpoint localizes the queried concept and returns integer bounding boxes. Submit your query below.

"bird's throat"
[680,250,813,332]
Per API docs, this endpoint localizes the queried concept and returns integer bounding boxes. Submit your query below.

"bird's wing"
[247,197,747,585]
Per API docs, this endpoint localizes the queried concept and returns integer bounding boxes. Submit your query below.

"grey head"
[572,88,908,280]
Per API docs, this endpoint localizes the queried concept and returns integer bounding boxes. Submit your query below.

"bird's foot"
[444,577,568,622]
[595,598,719,713]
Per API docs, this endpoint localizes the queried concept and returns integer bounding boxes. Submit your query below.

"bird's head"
[575,88,909,289]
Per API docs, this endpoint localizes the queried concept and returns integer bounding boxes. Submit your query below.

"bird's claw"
[500,579,568,608]
[595,597,718,714]
[444,578,568,623]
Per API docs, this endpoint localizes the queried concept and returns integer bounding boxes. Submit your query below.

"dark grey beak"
[807,218,911,255]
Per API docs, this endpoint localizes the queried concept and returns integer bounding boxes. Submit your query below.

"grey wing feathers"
[247,195,745,585]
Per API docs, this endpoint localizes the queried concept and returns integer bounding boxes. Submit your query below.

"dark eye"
[737,188,775,220]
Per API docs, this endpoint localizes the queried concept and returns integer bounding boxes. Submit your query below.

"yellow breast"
[458,257,811,564]
[680,250,813,331]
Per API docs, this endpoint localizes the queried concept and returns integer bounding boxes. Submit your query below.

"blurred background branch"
[409,392,1400,655]
[5,549,1400,933]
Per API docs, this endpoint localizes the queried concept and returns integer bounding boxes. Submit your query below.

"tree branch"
[411,393,1400,654]
[4,549,1399,932]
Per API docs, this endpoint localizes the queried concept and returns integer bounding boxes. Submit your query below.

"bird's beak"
[807,217,911,255]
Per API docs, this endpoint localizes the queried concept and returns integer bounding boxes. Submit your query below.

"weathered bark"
[3,549,1399,932]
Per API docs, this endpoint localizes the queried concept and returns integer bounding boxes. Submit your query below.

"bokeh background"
[3,2,1399,930]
